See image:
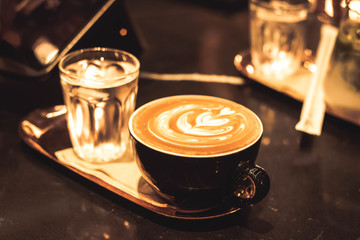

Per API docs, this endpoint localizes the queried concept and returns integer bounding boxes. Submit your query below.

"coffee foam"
[130,95,263,157]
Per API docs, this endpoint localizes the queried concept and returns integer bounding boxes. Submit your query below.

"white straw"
[295,24,338,136]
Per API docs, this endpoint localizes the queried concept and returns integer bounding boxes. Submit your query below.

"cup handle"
[228,162,270,207]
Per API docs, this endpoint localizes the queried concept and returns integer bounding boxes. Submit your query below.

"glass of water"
[328,0,360,91]
[249,0,311,80]
[59,48,140,163]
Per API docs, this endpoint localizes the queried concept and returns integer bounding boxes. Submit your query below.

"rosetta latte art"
[130,95,262,157]
[149,105,246,147]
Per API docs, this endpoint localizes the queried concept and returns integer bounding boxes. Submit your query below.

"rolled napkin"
[295,24,338,136]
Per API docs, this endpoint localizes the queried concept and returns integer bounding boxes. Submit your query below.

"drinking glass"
[249,0,311,80]
[329,0,360,91]
[59,48,140,163]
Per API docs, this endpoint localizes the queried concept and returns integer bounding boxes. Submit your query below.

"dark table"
[1,0,359,239]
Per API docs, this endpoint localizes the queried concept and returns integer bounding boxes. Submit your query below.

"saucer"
[233,49,360,127]
[19,105,243,220]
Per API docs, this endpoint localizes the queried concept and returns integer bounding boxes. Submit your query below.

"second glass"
[59,48,140,163]
[249,0,310,80]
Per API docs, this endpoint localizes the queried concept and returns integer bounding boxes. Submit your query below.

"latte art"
[151,105,245,145]
[130,95,262,157]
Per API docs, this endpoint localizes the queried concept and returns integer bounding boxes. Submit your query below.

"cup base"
[148,185,227,213]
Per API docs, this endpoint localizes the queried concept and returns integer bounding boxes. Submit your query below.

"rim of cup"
[129,95,264,158]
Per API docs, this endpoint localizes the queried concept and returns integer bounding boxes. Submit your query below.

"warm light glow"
[246,64,255,74]
[304,48,312,57]
[258,51,295,78]
[349,0,360,20]
[119,28,128,36]
[33,37,59,65]
[94,106,104,132]
[325,0,334,17]
[234,54,243,64]
[84,64,101,80]
[124,220,130,229]
[75,105,83,136]
[45,106,67,118]
[341,0,347,8]
[304,61,317,73]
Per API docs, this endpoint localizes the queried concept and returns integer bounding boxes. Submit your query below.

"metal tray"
[19,105,243,220]
[234,49,360,127]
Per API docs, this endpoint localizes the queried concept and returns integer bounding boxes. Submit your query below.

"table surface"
[1,0,359,239]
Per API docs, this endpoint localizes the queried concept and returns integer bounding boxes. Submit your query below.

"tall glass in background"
[329,0,360,91]
[59,48,140,163]
[323,0,360,115]
[249,0,311,80]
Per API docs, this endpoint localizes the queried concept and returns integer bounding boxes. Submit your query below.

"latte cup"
[129,95,270,211]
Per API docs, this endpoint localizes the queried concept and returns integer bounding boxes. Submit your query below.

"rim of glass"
[58,47,140,81]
